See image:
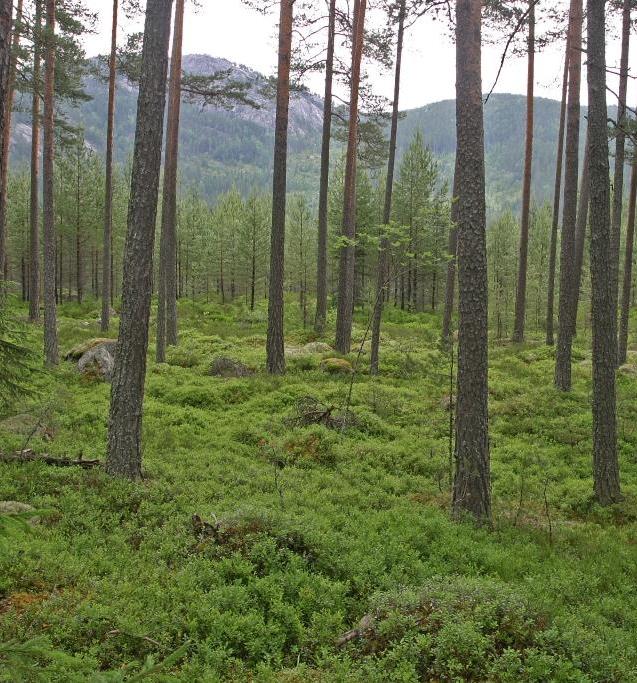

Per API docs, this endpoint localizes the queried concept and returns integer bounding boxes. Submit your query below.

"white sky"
[81,1,628,111]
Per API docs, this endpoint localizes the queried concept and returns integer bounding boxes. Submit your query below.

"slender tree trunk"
[76,145,83,304]
[610,0,631,365]
[512,0,535,343]
[370,0,404,375]
[0,0,18,283]
[157,0,184,362]
[314,0,335,335]
[587,0,621,505]
[618,154,637,367]
[28,0,42,322]
[101,0,118,331]
[442,162,460,344]
[266,0,293,374]
[452,0,491,524]
[106,0,173,479]
[42,0,57,365]
[571,136,589,334]
[546,34,570,345]
[335,0,366,354]
[555,0,582,391]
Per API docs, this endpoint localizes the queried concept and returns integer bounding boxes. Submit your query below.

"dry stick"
[1,450,100,469]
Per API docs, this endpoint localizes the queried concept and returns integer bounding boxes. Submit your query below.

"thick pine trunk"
[0,0,17,283]
[42,0,57,366]
[512,0,535,343]
[587,0,621,505]
[610,0,631,365]
[452,0,491,524]
[157,0,184,363]
[370,0,404,375]
[106,0,173,479]
[546,34,570,345]
[335,0,366,354]
[28,0,42,322]
[314,0,335,335]
[618,155,637,367]
[555,0,582,391]
[266,0,293,374]
[101,0,117,332]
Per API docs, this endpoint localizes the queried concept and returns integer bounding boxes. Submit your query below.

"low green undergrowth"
[1,296,637,681]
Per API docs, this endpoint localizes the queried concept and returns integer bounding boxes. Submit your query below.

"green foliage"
[1,300,637,680]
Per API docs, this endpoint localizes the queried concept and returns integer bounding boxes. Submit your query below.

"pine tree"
[106,0,174,479]
[587,0,621,505]
[335,0,367,354]
[266,0,294,374]
[452,0,491,523]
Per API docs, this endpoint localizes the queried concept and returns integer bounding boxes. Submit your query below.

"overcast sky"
[81,1,628,112]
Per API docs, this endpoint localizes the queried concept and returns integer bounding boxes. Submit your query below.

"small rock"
[285,346,306,358]
[209,356,254,378]
[619,364,637,376]
[321,358,353,374]
[78,344,115,381]
[303,341,333,354]
[0,501,39,525]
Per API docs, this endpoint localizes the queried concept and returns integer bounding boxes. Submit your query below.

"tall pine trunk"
[266,0,293,374]
[42,0,57,365]
[335,0,366,354]
[157,0,184,363]
[76,145,83,303]
[587,0,621,505]
[106,0,174,479]
[571,136,589,333]
[314,0,335,335]
[512,0,535,343]
[0,0,18,283]
[28,0,42,322]
[370,0,405,375]
[618,154,637,367]
[555,0,582,391]
[452,0,491,523]
[610,0,630,365]
[546,34,569,345]
[101,0,117,332]
[441,163,459,345]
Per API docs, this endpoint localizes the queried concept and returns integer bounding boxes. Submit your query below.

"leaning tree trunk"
[570,135,589,334]
[28,0,42,322]
[618,154,637,367]
[101,0,117,332]
[512,0,535,343]
[266,0,293,374]
[555,0,582,392]
[441,161,460,345]
[314,0,336,335]
[106,0,174,479]
[452,0,491,524]
[0,0,15,284]
[335,0,366,354]
[157,0,184,363]
[587,0,621,505]
[42,0,57,366]
[370,0,405,375]
[610,0,631,366]
[546,33,570,345]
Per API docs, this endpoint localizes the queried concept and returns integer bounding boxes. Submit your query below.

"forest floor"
[1,297,637,681]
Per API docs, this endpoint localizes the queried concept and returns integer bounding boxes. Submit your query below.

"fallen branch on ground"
[0,449,101,469]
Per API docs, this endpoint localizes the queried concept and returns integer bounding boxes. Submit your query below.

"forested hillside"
[8,54,589,211]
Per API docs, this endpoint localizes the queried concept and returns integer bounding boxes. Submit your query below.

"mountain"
[7,54,592,215]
